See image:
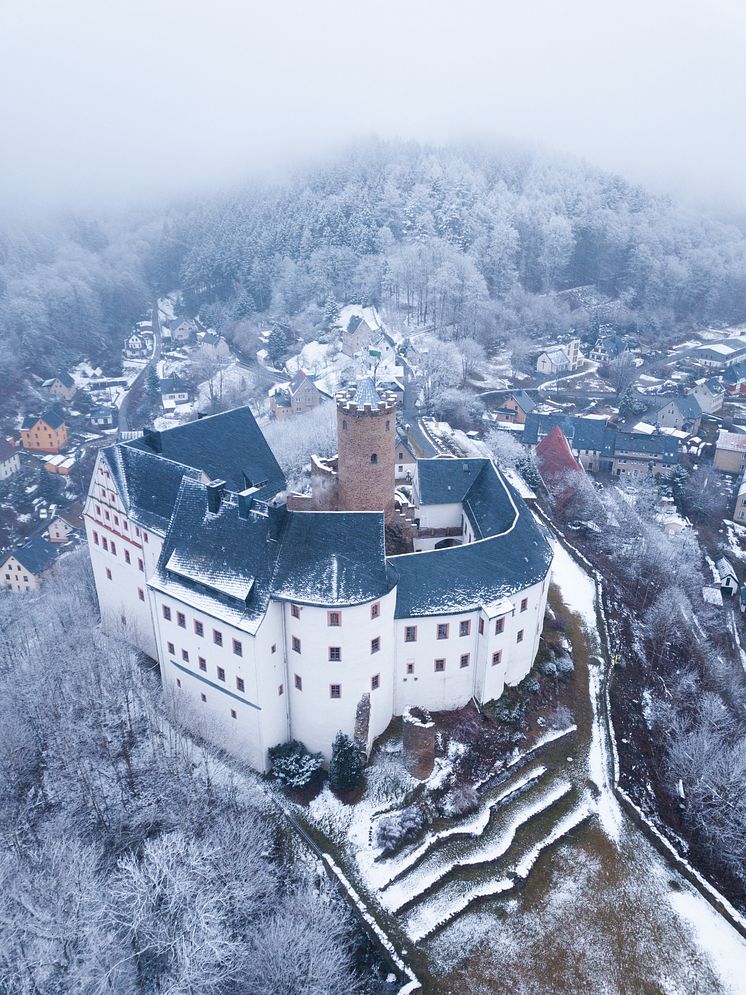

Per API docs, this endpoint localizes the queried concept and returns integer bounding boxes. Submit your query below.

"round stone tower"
[336,378,396,520]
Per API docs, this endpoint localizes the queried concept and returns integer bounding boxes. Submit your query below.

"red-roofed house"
[535,425,584,509]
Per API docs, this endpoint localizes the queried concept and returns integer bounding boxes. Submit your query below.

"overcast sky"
[1,0,745,214]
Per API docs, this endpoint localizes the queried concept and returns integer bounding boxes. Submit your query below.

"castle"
[84,381,553,770]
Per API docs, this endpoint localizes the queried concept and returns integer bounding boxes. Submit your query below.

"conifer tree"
[329,732,364,792]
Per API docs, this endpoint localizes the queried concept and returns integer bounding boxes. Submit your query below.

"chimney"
[143,427,162,453]
[206,479,226,514]
[237,487,257,519]
[267,500,287,541]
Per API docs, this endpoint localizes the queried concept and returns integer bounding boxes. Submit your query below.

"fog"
[1,0,745,213]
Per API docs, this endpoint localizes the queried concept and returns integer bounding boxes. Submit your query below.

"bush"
[268,740,324,789]
[440,785,479,817]
[555,654,574,674]
[375,804,427,854]
[329,732,364,793]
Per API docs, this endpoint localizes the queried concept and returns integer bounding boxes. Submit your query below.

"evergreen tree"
[329,732,364,792]
[324,293,341,330]
[232,289,256,319]
[267,327,289,366]
[146,364,160,400]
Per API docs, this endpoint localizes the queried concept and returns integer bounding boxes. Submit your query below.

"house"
[714,430,746,473]
[43,371,77,403]
[535,340,580,376]
[160,377,192,408]
[125,331,148,357]
[715,556,738,596]
[494,390,536,425]
[0,439,21,481]
[170,318,198,344]
[611,432,680,478]
[723,362,746,394]
[377,378,405,406]
[535,425,584,508]
[342,314,376,357]
[1,533,70,592]
[269,370,324,419]
[653,395,702,434]
[394,434,417,481]
[21,410,68,453]
[200,331,231,358]
[590,335,628,364]
[695,341,746,369]
[689,378,724,414]
[733,477,746,523]
[42,454,75,475]
[48,503,85,542]
[90,405,117,429]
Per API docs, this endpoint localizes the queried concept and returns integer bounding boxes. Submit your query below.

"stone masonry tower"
[336,379,396,520]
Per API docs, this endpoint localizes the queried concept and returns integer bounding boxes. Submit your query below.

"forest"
[3,139,746,406]
[0,551,372,994]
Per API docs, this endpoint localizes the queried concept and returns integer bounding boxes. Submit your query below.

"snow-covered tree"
[329,732,364,793]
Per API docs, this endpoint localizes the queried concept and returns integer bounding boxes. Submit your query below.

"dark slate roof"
[724,362,746,385]
[390,466,552,618]
[512,390,536,414]
[3,533,67,575]
[572,419,616,456]
[522,412,578,446]
[152,477,280,631]
[159,376,190,394]
[395,434,416,461]
[56,371,75,388]
[0,439,17,462]
[351,378,381,409]
[417,458,487,505]
[125,406,286,498]
[614,432,679,460]
[272,511,392,607]
[202,331,221,346]
[670,395,702,419]
[23,409,66,431]
[103,445,203,534]
[346,315,363,334]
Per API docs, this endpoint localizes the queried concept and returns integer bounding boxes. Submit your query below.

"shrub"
[375,805,427,854]
[555,654,574,674]
[268,740,323,789]
[441,785,479,817]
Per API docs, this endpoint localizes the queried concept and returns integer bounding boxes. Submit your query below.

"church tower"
[336,379,396,520]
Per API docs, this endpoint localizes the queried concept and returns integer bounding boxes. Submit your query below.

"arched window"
[385,420,390,431]
[371,453,378,464]
[342,419,348,430]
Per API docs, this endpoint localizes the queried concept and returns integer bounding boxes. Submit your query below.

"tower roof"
[351,378,381,409]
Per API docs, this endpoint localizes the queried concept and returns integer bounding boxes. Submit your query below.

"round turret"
[336,379,396,520]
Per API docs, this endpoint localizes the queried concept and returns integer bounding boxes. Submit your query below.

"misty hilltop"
[2,140,746,405]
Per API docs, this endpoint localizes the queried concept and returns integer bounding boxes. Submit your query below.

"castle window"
[176,678,181,688]
[459,620,470,637]
[371,673,380,690]
[138,558,144,572]
[177,612,186,628]
[292,636,301,654]
[233,639,243,657]
[102,537,108,551]
[371,636,380,654]
[342,420,347,430]
[124,549,131,564]
[278,683,284,695]
[436,623,449,640]
[385,420,390,431]
[199,657,206,672]
[330,683,341,699]
[406,662,415,675]
[138,588,144,602]
[201,693,207,703]
[231,709,237,719]
[371,601,380,619]
[492,650,502,666]
[271,644,277,654]
[162,605,171,621]
[123,521,128,531]
[217,667,226,682]
[434,658,445,673]
[517,629,524,643]
[106,568,112,580]
[291,604,301,619]
[327,611,341,626]
[181,649,189,662]
[213,630,223,647]
[370,453,377,464]
[236,677,245,692]
[329,646,341,661]
[194,620,204,637]
[479,617,484,634]
[495,618,505,635]
[405,626,417,642]
[460,653,470,668]
[520,598,528,613]
[294,674,302,691]
[93,531,99,545]
[167,642,175,655]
